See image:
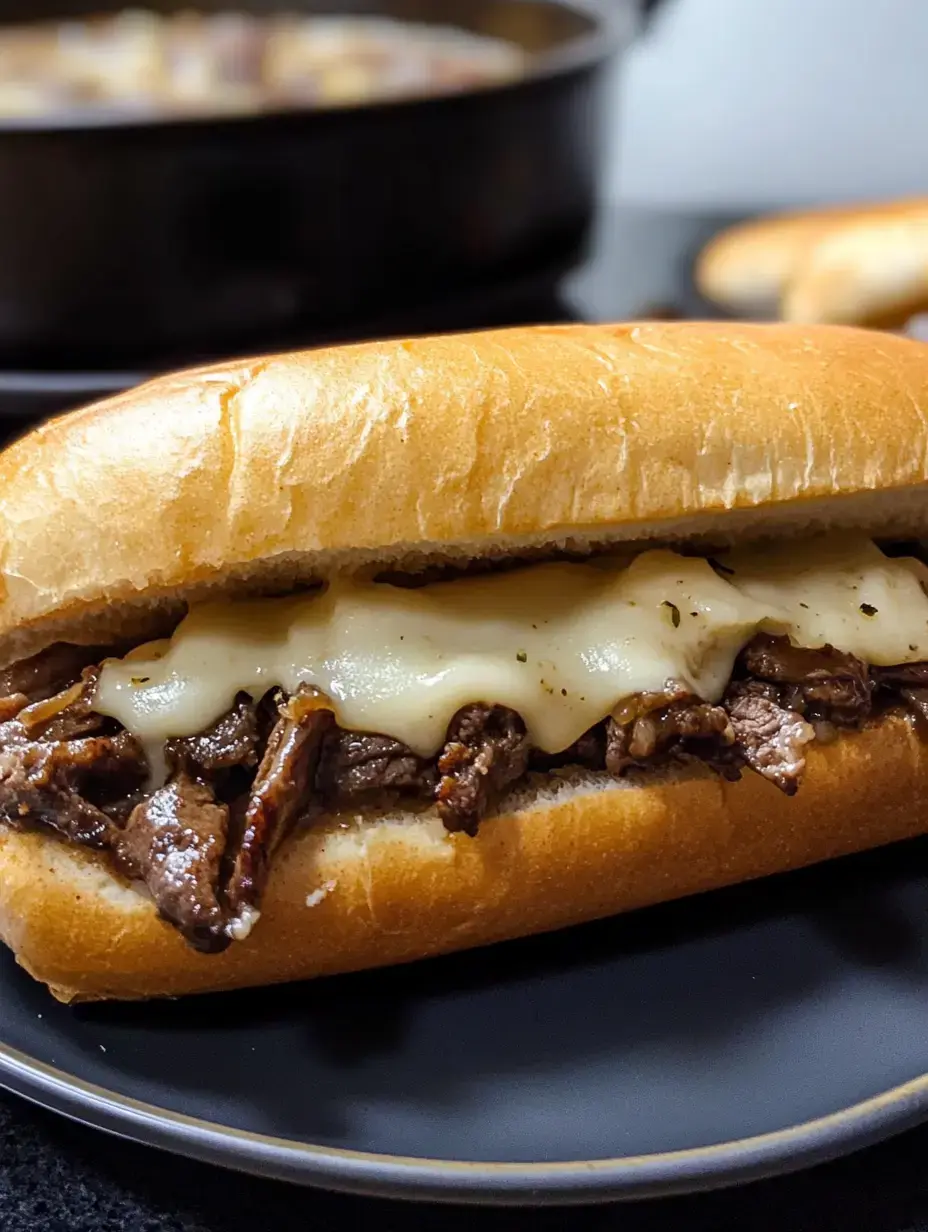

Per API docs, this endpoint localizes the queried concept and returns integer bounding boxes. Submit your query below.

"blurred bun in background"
[696,198,928,329]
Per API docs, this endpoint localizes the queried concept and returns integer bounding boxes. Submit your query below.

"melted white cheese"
[93,537,928,756]
[725,537,928,664]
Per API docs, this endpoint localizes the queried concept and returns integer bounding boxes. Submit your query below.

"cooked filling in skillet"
[1,534,927,954]
[0,12,526,120]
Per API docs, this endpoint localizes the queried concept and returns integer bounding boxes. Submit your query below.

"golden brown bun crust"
[696,200,928,325]
[1,716,925,1002]
[5,322,928,663]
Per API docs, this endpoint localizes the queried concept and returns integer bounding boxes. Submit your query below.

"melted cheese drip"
[723,537,928,664]
[94,537,928,756]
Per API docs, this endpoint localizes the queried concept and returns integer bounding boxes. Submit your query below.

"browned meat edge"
[0,634,920,952]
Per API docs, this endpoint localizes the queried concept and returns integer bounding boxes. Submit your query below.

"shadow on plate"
[66,835,928,1075]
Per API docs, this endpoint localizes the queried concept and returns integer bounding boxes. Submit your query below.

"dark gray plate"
[2,839,928,1204]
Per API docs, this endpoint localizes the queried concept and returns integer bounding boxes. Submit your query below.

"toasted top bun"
[696,199,928,326]
[3,321,928,665]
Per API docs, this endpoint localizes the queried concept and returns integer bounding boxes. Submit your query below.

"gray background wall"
[608,0,928,208]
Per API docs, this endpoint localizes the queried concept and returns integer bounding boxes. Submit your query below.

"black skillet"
[0,0,623,368]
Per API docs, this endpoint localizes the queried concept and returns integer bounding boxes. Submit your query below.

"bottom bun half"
[1,716,927,1002]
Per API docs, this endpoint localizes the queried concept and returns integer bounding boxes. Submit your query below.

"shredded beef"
[605,694,740,780]
[115,774,231,953]
[876,663,928,689]
[0,644,116,704]
[898,688,928,722]
[225,688,333,915]
[740,634,873,726]
[166,694,261,779]
[437,704,530,836]
[0,729,146,847]
[17,669,106,742]
[874,663,928,723]
[4,607,928,954]
[723,635,870,792]
[723,680,815,794]
[317,729,436,808]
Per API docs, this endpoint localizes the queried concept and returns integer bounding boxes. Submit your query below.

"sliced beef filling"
[0,643,114,704]
[720,634,874,794]
[605,689,741,780]
[723,680,814,794]
[739,635,873,726]
[0,725,146,847]
[17,669,108,742]
[317,729,436,809]
[115,774,231,952]
[225,688,333,916]
[437,705,530,836]
[166,694,261,778]
[874,663,928,722]
[1,626,927,953]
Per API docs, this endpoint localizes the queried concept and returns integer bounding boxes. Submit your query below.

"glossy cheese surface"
[95,537,928,754]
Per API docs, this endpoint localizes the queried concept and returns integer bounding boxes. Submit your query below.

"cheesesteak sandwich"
[4,321,928,1002]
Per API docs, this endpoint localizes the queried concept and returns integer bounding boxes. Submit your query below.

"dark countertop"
[6,1090,928,1231]
[3,204,927,1230]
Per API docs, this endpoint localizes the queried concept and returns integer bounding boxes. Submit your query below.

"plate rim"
[2,1034,928,1205]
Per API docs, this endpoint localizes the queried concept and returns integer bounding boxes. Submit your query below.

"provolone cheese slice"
[728,536,928,664]
[94,536,928,755]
